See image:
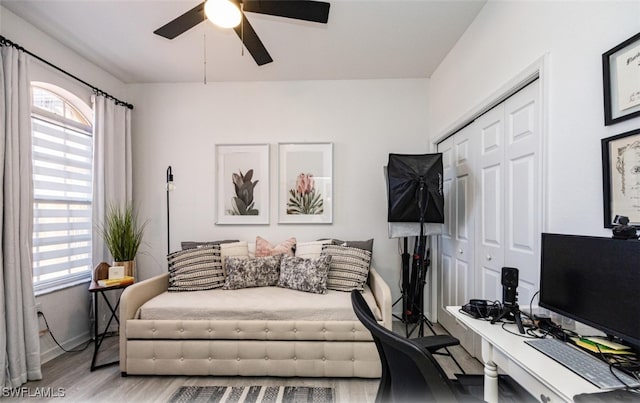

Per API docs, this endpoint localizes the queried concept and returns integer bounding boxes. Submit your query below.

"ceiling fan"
[154,0,331,66]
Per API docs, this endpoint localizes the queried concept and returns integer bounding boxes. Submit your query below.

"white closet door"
[503,82,540,307]
[475,81,540,305]
[475,104,507,302]
[437,123,476,353]
[436,79,541,359]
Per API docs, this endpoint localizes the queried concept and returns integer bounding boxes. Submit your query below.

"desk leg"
[90,289,121,371]
[481,338,499,403]
[90,292,99,371]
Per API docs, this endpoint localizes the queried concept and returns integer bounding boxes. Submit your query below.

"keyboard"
[525,338,640,390]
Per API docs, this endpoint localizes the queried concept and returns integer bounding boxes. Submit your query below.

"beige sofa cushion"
[137,285,382,321]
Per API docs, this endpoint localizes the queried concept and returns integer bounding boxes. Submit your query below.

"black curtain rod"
[0,34,133,110]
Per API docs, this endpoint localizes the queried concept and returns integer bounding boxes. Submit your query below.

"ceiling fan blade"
[233,14,273,66]
[241,1,330,24]
[154,2,206,39]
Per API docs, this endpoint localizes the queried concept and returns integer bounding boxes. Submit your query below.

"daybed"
[119,239,392,378]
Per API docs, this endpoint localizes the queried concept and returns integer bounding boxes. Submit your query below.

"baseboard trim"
[40,330,91,364]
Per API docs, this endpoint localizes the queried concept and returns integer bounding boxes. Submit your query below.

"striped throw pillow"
[167,245,224,291]
[322,244,372,292]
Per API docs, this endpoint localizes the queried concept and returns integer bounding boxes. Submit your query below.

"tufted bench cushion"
[125,340,381,377]
[126,319,374,341]
[136,285,382,322]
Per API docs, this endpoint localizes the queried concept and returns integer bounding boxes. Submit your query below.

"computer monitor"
[539,233,640,351]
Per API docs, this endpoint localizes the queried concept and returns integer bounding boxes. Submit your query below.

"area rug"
[168,385,334,403]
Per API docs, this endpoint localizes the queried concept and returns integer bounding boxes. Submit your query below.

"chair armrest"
[369,267,392,330]
[119,273,169,372]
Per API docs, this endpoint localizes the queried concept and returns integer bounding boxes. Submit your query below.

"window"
[31,85,93,293]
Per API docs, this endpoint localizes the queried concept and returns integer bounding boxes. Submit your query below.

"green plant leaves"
[98,203,148,261]
[229,169,259,216]
[287,188,324,215]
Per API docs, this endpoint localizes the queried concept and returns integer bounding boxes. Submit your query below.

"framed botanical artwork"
[215,144,269,225]
[278,143,333,224]
[601,128,640,228]
[602,32,640,125]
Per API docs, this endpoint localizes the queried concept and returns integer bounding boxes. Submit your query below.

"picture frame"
[601,128,640,228]
[602,32,640,125]
[215,144,269,225]
[278,143,333,224]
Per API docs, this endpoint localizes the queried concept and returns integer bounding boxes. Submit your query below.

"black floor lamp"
[166,166,174,255]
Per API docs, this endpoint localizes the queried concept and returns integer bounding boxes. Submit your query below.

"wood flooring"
[6,322,482,402]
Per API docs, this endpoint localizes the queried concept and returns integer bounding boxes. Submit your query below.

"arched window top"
[32,84,91,127]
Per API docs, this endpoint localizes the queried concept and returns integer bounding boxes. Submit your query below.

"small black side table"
[88,280,132,371]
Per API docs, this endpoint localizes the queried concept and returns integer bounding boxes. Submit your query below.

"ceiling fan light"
[204,0,242,29]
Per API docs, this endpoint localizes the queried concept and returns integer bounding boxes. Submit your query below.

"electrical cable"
[590,342,640,390]
[459,299,502,321]
[38,311,92,353]
[500,321,539,339]
[529,290,539,318]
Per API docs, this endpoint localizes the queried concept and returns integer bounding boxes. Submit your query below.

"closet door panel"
[441,253,454,308]
[452,128,476,308]
[482,266,502,302]
[505,82,540,307]
[475,105,505,300]
[437,127,476,354]
[438,136,456,311]
[456,174,471,243]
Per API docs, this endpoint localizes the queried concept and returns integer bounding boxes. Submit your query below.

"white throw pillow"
[220,241,249,275]
[295,240,332,259]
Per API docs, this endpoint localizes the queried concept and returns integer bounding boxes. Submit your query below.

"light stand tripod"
[391,236,436,338]
[391,178,437,338]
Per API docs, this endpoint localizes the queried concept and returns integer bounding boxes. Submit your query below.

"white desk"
[447,306,601,403]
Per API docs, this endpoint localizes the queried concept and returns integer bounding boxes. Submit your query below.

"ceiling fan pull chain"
[203,33,207,84]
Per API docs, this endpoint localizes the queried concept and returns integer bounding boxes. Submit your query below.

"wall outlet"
[35,303,48,336]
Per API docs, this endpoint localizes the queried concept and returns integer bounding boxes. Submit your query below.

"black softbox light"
[387,153,444,224]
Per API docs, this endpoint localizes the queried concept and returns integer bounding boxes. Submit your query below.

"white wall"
[1,6,128,362]
[129,79,430,305]
[0,6,127,102]
[427,0,640,236]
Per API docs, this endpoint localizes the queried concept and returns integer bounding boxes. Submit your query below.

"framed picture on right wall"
[602,31,640,125]
[278,142,333,224]
[601,128,640,228]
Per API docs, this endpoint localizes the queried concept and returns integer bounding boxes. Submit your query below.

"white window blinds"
[32,87,93,292]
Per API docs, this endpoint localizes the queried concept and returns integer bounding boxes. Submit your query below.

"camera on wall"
[612,215,638,240]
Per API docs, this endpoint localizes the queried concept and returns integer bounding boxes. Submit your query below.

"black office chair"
[351,291,535,403]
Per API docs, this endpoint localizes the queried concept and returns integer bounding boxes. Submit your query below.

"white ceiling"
[1,0,486,84]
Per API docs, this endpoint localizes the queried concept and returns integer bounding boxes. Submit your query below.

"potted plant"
[98,203,147,279]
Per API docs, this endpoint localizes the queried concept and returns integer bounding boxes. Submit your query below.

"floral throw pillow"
[255,236,296,257]
[222,255,282,290]
[278,255,331,294]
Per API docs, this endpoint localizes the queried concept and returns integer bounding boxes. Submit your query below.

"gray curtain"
[0,46,42,387]
[91,94,133,267]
